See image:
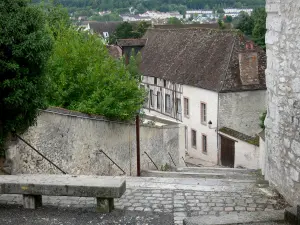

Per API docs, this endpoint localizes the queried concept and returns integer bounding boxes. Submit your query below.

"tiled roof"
[117,39,147,47]
[219,127,260,146]
[140,27,266,92]
[87,21,121,37]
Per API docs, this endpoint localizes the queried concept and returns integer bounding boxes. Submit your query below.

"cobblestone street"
[0,176,287,225]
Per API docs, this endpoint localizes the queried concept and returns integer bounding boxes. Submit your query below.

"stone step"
[183,210,285,225]
[141,170,258,180]
[177,166,257,175]
[126,176,262,192]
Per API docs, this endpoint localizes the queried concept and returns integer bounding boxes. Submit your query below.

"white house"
[119,27,267,168]
[120,14,151,22]
[81,21,121,40]
[224,8,253,17]
[186,8,253,19]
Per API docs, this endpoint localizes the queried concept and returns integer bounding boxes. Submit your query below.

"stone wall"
[7,109,185,176]
[265,0,300,206]
[219,90,266,137]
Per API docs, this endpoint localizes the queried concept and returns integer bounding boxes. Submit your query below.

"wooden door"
[221,136,235,168]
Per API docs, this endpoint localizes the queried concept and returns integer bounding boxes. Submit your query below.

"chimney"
[239,41,259,85]
[117,39,147,65]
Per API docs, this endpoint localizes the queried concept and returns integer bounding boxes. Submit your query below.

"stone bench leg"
[96,198,114,213]
[23,194,42,209]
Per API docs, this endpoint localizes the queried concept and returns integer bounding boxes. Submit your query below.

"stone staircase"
[141,167,291,225]
[141,167,268,186]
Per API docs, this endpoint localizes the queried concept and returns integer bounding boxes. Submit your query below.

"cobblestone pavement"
[0,177,287,225]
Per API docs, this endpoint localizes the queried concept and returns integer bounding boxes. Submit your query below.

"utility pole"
[136,114,141,176]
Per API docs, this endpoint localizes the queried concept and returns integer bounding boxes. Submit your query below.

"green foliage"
[109,21,150,44]
[31,0,266,12]
[251,8,267,49]
[218,19,225,29]
[160,163,171,171]
[259,110,267,129]
[234,8,266,49]
[224,15,233,23]
[234,11,254,36]
[45,26,145,121]
[167,17,182,25]
[0,0,53,154]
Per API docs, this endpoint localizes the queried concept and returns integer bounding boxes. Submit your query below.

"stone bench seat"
[0,174,126,212]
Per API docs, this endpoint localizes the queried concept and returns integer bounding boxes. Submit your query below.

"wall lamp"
[208,120,217,130]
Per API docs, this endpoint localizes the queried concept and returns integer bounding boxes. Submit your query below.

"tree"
[224,15,233,23]
[0,0,52,155]
[218,19,225,29]
[109,22,134,44]
[45,26,145,121]
[234,11,254,36]
[109,21,150,44]
[251,8,267,49]
[167,17,182,25]
[234,8,266,49]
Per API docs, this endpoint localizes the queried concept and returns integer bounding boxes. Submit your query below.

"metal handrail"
[16,134,67,174]
[144,151,159,170]
[98,149,126,175]
[168,152,176,167]
[182,157,188,167]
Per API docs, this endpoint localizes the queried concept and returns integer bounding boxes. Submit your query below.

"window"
[164,80,167,87]
[157,92,161,109]
[191,129,197,149]
[175,98,181,114]
[201,102,207,124]
[185,126,188,149]
[150,90,154,107]
[154,77,157,85]
[184,98,189,117]
[165,94,171,113]
[202,134,207,153]
[103,32,109,38]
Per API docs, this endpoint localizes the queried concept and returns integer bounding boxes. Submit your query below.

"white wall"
[142,76,219,164]
[219,132,260,169]
[182,85,219,164]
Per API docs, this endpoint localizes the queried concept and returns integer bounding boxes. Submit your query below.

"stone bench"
[0,174,126,213]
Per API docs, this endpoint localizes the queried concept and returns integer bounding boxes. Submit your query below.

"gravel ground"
[0,204,174,225]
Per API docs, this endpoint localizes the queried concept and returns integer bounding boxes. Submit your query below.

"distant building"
[121,11,183,22]
[186,8,253,19]
[82,21,121,40]
[120,14,151,22]
[98,11,111,16]
[78,16,88,22]
[224,8,253,17]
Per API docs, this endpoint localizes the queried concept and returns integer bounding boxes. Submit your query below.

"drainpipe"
[217,93,220,165]
[136,114,141,177]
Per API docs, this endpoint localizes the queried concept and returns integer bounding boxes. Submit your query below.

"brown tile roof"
[140,27,266,92]
[117,39,147,47]
[106,45,122,59]
[219,127,259,146]
[153,23,232,29]
[86,21,121,37]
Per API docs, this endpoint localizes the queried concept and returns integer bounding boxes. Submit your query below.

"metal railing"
[98,149,126,175]
[182,156,188,167]
[168,152,176,167]
[16,134,67,174]
[144,151,159,170]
